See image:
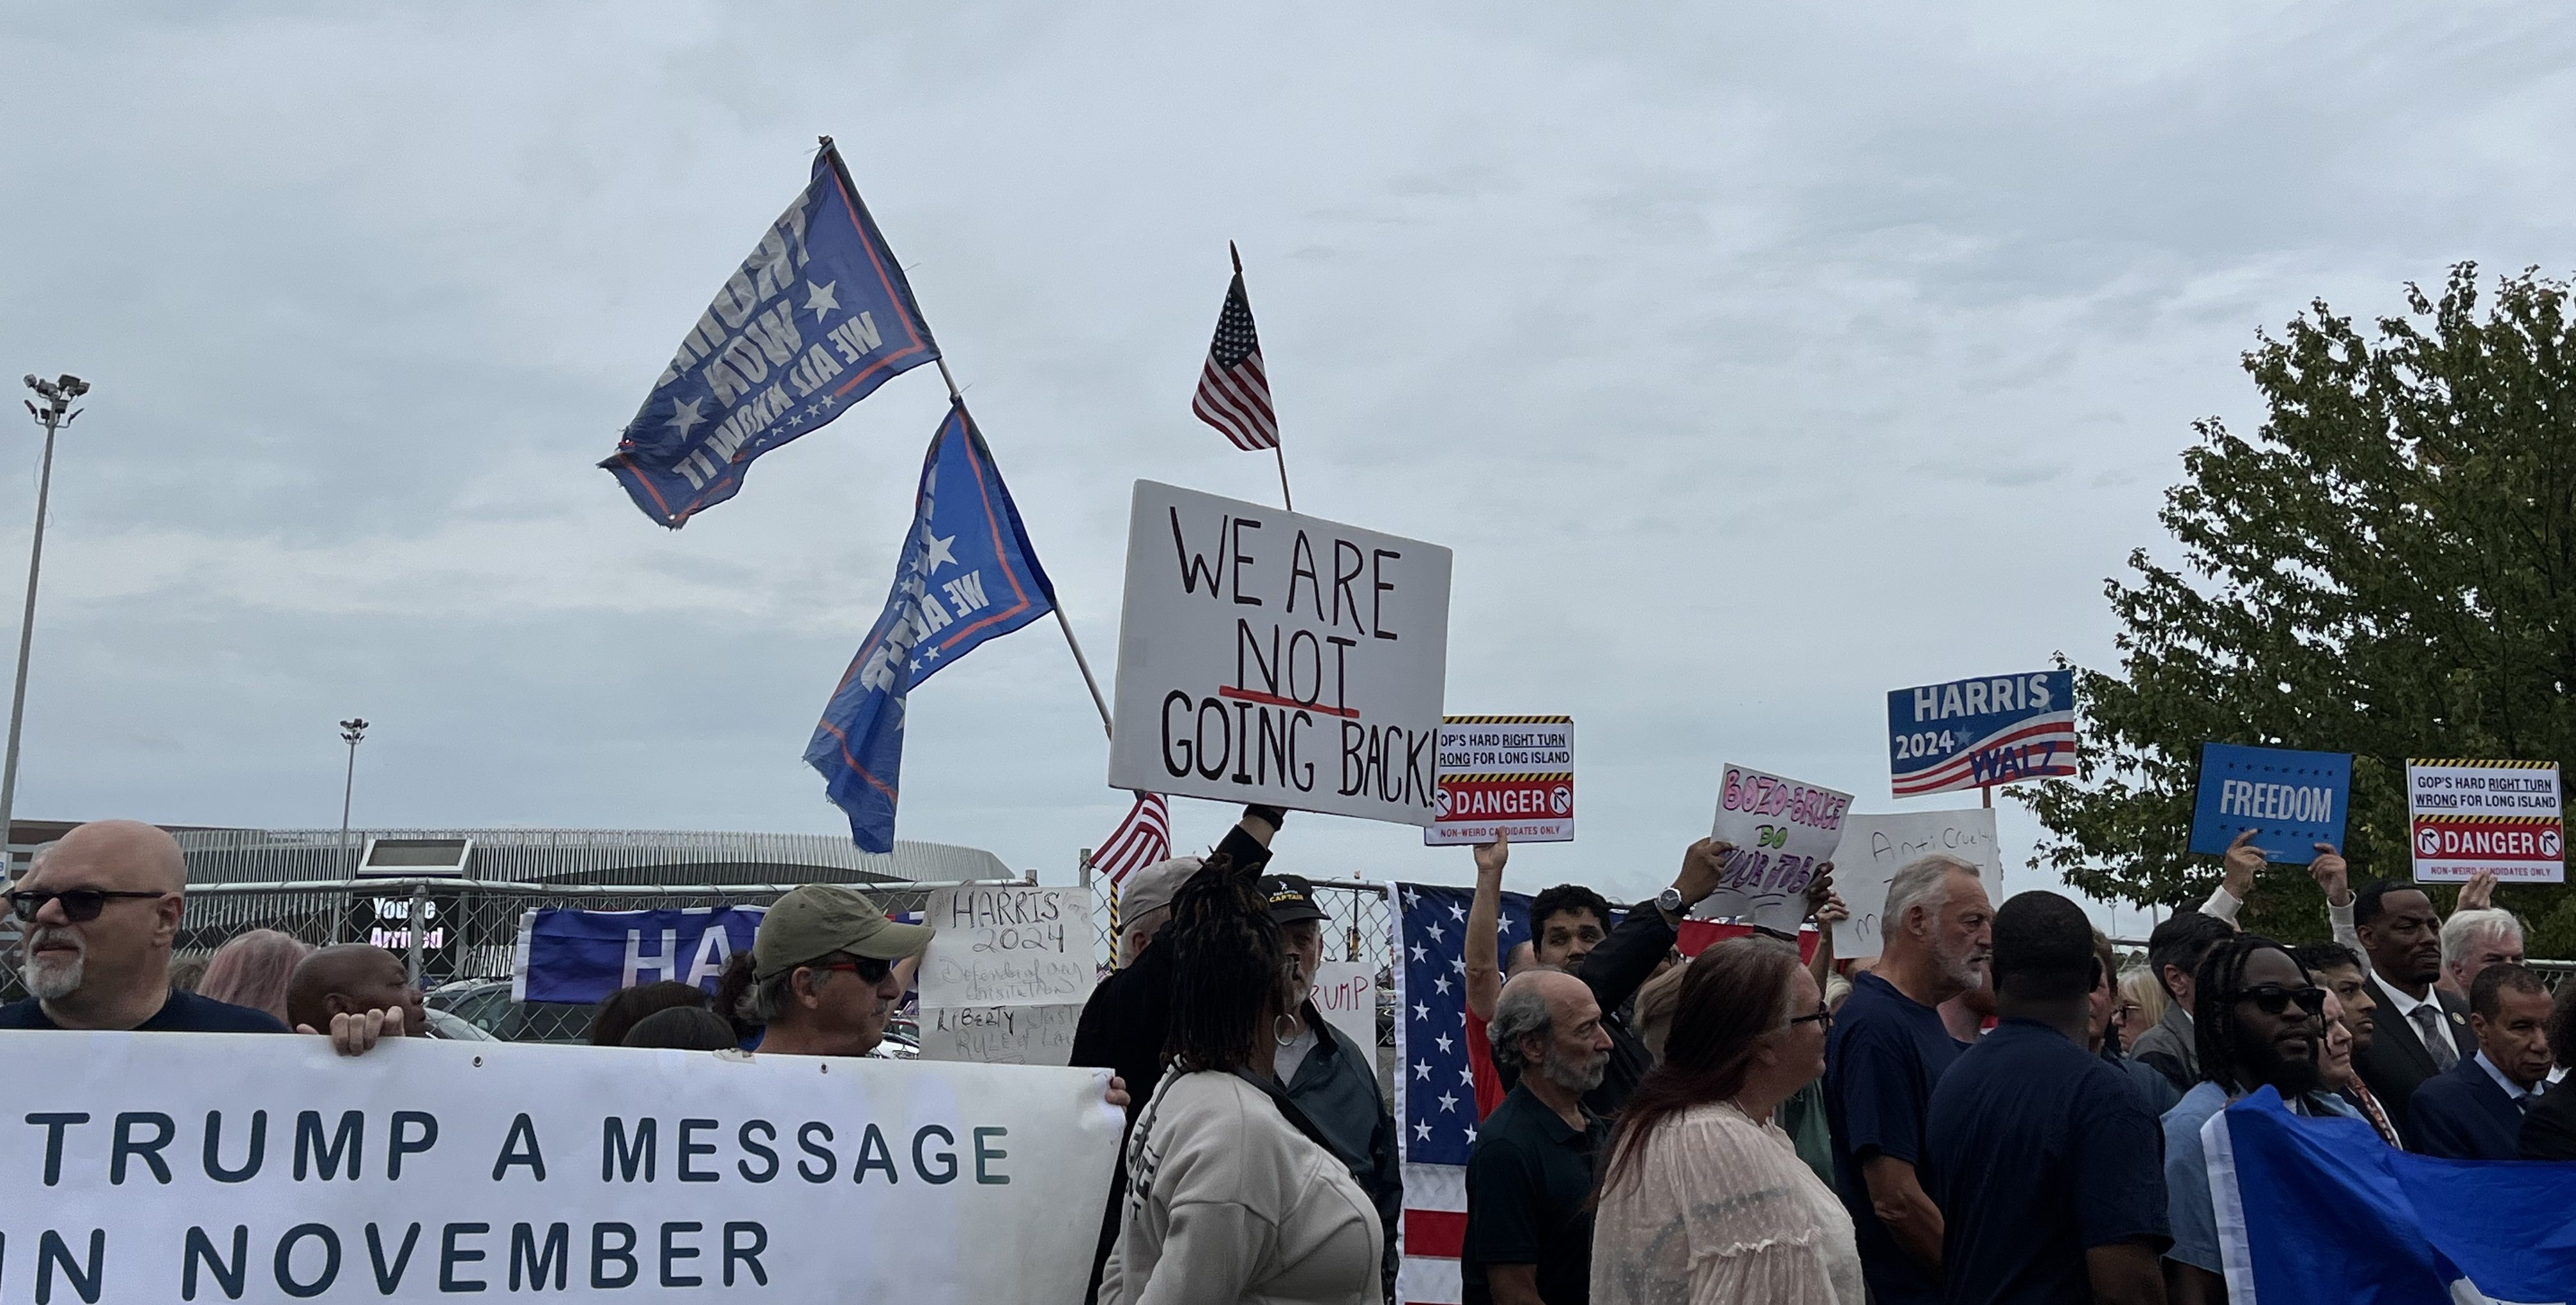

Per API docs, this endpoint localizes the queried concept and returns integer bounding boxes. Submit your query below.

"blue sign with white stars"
[602,140,940,527]
[2189,742,2352,863]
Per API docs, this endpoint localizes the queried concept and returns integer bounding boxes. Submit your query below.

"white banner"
[1424,716,1576,846]
[1828,808,2002,959]
[1107,481,1453,826]
[919,884,1093,1008]
[1703,763,1855,935]
[0,1031,1121,1302]
[1308,960,1377,1054]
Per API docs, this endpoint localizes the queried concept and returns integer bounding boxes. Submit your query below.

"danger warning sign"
[2406,758,2565,884]
[1425,715,1575,846]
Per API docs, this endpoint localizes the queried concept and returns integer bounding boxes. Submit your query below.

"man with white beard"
[1821,854,1994,1305]
[2,820,399,1051]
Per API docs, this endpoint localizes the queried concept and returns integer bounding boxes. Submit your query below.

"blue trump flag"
[2207,1088,2576,1302]
[601,138,939,527]
[806,404,1055,851]
[514,906,766,1004]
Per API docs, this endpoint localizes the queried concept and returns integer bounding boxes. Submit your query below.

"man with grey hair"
[1464,969,1614,1305]
[1823,853,1992,1305]
[2437,907,2524,1002]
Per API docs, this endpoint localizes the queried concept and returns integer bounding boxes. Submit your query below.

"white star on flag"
[1427,923,1446,943]
[1414,1061,1431,1080]
[1409,943,1427,962]
[1432,975,1451,995]
[666,397,707,439]
[1438,1092,1459,1113]
[1414,1122,1432,1141]
[804,280,840,323]
[1434,1033,1454,1054]
[921,532,958,573]
[1448,902,1466,921]
[1414,1001,1429,1021]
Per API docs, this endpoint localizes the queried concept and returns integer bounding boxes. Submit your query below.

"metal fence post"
[406,885,427,986]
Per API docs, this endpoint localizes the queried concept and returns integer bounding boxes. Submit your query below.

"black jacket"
[1070,823,1275,1303]
[1495,897,1678,1119]
[2352,974,2478,1143]
[2518,1072,2576,1161]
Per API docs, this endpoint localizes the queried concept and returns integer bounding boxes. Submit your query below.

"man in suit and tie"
[2409,964,2555,1160]
[2348,881,2479,1139]
[2517,978,2576,1161]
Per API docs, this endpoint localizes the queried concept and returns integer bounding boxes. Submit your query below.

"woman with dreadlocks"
[1096,851,1384,1305]
[2156,932,2359,1304]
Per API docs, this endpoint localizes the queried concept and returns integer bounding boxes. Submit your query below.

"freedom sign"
[1703,764,1853,935]
[0,1031,1120,1303]
[2189,743,2352,861]
[1425,715,1575,846]
[1107,482,1452,825]
[1886,670,2076,798]
[2405,759,2565,883]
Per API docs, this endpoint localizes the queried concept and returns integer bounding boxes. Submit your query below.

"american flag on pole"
[1392,881,1531,1305]
[1191,250,1279,451]
[1092,792,1172,888]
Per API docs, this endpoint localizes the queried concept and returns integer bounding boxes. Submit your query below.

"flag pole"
[1231,242,1296,513]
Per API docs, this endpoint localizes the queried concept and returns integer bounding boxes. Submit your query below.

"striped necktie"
[2411,1004,2460,1072]
[2349,1079,2401,1147]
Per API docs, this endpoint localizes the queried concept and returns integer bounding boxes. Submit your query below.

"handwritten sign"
[1106,481,1453,826]
[1703,763,1853,934]
[921,1003,1082,1065]
[1426,714,1575,846]
[1828,808,2002,959]
[2407,759,2565,884]
[919,884,1094,1008]
[1308,959,1377,1054]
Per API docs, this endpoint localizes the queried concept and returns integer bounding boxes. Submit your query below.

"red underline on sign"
[1217,686,1361,719]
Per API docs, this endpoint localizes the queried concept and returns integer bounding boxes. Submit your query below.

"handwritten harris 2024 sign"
[1886,670,2077,798]
[1705,764,1853,935]
[1107,482,1452,826]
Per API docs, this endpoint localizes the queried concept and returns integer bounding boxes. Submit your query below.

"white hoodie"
[1101,1068,1384,1305]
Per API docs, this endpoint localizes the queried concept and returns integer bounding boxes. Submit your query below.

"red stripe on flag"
[1404,1209,1466,1259]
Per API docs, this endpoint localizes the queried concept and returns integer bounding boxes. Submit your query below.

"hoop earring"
[1274,1013,1300,1046]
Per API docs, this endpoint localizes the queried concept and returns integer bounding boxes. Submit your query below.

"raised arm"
[1805,870,1846,995]
[1466,834,1508,1022]
[2312,845,2359,952]
[1578,838,1728,1015]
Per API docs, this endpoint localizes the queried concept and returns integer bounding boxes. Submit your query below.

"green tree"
[2029,263,2576,955]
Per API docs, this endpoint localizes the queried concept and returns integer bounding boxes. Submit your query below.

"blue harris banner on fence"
[2189,742,2352,861]
[806,404,1057,853]
[2209,1088,2576,1303]
[600,140,939,527]
[1885,670,2077,798]
[512,906,767,1004]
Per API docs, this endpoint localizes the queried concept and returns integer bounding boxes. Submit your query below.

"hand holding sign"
[2310,843,2352,907]
[2222,828,2267,900]
[1705,764,1852,934]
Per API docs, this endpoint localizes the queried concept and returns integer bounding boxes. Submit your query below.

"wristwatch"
[1656,885,1685,915]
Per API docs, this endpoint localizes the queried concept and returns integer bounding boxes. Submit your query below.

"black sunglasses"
[2230,984,2329,1017]
[1790,1005,1834,1031]
[4,888,169,924]
[809,956,894,984]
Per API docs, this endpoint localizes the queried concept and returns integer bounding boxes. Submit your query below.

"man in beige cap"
[742,883,934,1057]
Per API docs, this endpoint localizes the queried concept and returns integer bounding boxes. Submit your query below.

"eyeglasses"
[4,888,169,924]
[809,956,894,984]
[1790,1006,1834,1032]
[2229,984,2329,1017]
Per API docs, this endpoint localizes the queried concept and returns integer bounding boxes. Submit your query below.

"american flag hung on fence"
[1191,247,1278,451]
[1392,881,1533,1305]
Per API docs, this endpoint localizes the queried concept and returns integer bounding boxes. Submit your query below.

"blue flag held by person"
[602,139,940,527]
[806,404,1056,851]
[2209,1088,2576,1302]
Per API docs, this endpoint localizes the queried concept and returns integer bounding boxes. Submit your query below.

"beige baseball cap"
[1118,856,1205,924]
[752,884,932,980]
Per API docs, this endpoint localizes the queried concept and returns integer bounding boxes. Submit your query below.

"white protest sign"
[1425,715,1576,846]
[2407,759,2566,883]
[1703,763,1855,934]
[0,1031,1120,1303]
[1308,959,1377,1054]
[1828,808,2002,959]
[921,1004,1082,1065]
[920,884,1094,1008]
[1107,481,1453,826]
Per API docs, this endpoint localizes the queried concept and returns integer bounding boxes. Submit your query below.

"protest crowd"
[8,805,2572,1305]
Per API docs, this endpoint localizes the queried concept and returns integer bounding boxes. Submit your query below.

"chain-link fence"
[1087,876,1396,1041]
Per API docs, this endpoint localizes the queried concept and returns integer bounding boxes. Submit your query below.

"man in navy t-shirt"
[1924,891,2168,1305]
[1825,854,1991,1305]
[1,821,289,1035]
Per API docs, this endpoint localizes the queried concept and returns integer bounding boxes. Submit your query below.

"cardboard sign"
[2407,759,2566,883]
[921,1003,1083,1065]
[2189,743,2352,861]
[1308,959,1377,1055]
[1887,670,2077,798]
[1425,715,1575,846]
[1703,763,1854,934]
[1828,809,2003,959]
[1107,481,1453,825]
[919,884,1094,1008]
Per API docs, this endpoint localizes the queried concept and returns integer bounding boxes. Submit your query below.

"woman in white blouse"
[1591,936,1863,1305]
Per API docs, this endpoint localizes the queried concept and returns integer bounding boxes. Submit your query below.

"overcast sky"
[5,3,2573,933]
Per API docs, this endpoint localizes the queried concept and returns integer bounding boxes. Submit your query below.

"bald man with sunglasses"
[3,821,287,1035]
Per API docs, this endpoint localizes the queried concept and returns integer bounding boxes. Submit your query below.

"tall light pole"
[1,374,86,874]
[338,717,369,874]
